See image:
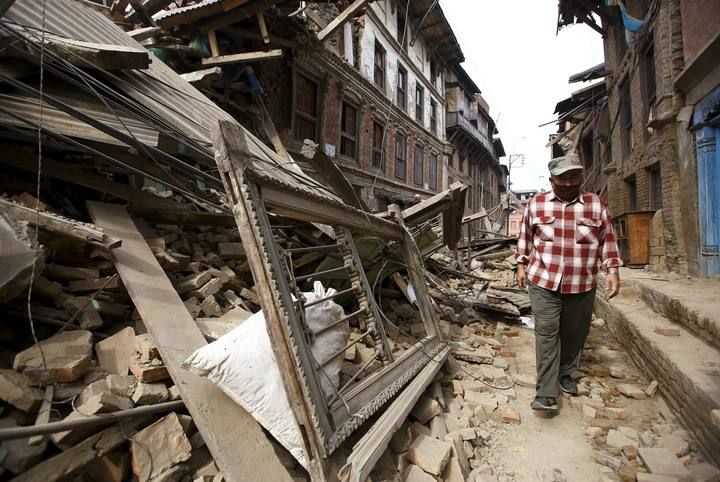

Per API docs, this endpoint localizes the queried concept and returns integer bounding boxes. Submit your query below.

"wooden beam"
[0,198,121,249]
[317,0,369,42]
[261,184,402,240]
[339,346,450,482]
[581,14,606,36]
[207,29,220,57]
[180,66,223,86]
[300,140,370,211]
[222,26,298,48]
[87,202,294,482]
[201,49,283,67]
[256,12,270,44]
[0,153,179,210]
[199,0,276,32]
[42,33,149,70]
[127,26,161,41]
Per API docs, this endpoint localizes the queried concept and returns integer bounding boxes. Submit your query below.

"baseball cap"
[548,154,584,176]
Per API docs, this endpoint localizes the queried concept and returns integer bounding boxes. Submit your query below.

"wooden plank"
[87,202,294,482]
[127,26,161,41]
[0,152,179,210]
[300,140,370,211]
[207,30,220,57]
[443,182,468,251]
[28,386,53,446]
[43,33,149,70]
[261,184,403,241]
[316,0,369,42]
[256,12,270,44]
[0,198,120,248]
[339,346,450,482]
[201,49,283,67]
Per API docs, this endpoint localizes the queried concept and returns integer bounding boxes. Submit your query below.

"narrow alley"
[0,1,718,482]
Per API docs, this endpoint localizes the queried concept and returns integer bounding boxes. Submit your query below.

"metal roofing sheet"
[153,0,223,22]
[3,0,143,51]
[0,91,160,147]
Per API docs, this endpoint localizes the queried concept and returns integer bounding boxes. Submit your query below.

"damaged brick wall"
[604,0,690,274]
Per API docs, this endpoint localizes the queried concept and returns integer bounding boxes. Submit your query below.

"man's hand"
[606,272,620,299]
[516,264,527,289]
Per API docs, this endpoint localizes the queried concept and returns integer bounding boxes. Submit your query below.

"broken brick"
[406,433,452,476]
[500,406,521,425]
[189,278,224,300]
[129,355,170,383]
[13,330,93,384]
[654,326,680,337]
[132,382,169,405]
[0,370,43,412]
[411,395,442,424]
[176,271,212,295]
[96,326,136,375]
[131,413,192,482]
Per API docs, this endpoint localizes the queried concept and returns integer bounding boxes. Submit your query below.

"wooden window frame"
[395,132,407,181]
[372,121,386,173]
[415,85,424,124]
[213,121,446,480]
[429,153,438,191]
[397,63,407,111]
[373,41,386,93]
[340,100,358,161]
[619,77,632,159]
[413,144,423,186]
[293,71,320,142]
[430,99,437,134]
[648,164,662,210]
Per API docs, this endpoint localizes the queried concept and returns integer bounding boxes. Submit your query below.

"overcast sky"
[440,0,605,192]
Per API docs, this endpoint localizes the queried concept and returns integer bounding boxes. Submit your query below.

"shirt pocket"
[532,216,556,242]
[576,217,601,244]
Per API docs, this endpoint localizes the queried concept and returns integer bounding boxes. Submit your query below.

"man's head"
[548,154,584,202]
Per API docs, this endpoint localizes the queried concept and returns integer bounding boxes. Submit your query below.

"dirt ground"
[474,318,673,482]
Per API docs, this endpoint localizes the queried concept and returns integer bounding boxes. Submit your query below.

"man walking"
[515,154,622,411]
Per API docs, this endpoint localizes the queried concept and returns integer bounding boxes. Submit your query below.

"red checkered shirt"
[515,190,623,294]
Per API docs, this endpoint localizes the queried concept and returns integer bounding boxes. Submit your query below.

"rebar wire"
[25,0,49,385]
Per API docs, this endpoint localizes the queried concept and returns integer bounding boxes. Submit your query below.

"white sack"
[182,281,349,469]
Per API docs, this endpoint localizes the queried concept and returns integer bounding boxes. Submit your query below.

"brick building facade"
[445,64,506,221]
[558,0,720,276]
[252,1,466,212]
[249,0,505,215]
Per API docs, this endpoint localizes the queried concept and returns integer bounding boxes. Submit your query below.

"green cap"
[548,154,583,176]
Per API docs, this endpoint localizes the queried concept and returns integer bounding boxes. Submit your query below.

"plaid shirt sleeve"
[514,202,533,265]
[599,201,623,270]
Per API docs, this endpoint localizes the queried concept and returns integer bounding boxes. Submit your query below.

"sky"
[440,0,605,192]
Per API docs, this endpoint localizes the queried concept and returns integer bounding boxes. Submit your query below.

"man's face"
[550,169,584,201]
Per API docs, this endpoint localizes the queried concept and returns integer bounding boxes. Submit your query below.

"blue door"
[696,126,720,276]
[694,85,720,276]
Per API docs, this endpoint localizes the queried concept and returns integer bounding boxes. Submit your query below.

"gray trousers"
[527,282,596,398]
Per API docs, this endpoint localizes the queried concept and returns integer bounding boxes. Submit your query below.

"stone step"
[625,272,720,351]
[595,285,720,466]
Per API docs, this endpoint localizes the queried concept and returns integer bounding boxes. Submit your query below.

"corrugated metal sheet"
[0,91,160,147]
[4,0,143,51]
[153,0,224,24]
[3,0,237,155]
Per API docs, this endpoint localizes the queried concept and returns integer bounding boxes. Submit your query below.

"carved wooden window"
[294,73,318,142]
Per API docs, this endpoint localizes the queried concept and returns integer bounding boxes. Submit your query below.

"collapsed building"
[0,1,529,481]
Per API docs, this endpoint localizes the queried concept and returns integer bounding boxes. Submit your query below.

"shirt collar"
[549,189,585,204]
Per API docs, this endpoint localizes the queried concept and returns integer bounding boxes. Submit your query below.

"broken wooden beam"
[0,198,121,248]
[201,48,283,66]
[127,26,161,41]
[300,139,370,211]
[87,202,294,482]
[43,33,150,70]
[180,66,223,86]
[339,346,450,482]
[317,0,369,42]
